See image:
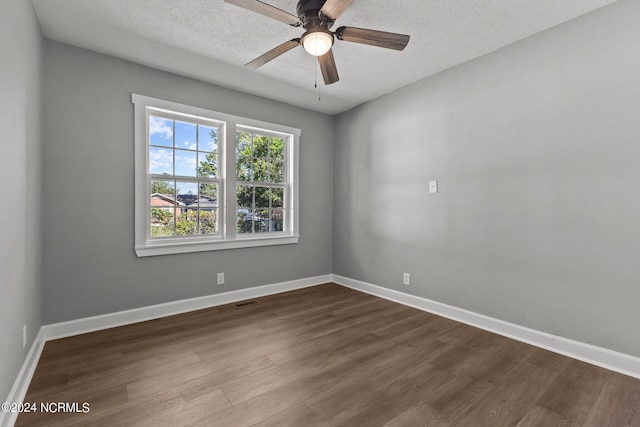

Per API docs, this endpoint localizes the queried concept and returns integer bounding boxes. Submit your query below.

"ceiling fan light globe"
[302,31,334,56]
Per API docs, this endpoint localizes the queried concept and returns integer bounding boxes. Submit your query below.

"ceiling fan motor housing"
[296,0,333,28]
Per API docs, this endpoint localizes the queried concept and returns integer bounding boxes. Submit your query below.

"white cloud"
[180,141,197,150]
[149,148,173,173]
[149,116,173,139]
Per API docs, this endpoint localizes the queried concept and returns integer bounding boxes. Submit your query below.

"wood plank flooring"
[16,283,640,426]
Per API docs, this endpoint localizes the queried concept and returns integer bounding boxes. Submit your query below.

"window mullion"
[225,122,237,240]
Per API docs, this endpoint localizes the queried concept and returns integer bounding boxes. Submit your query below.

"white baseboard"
[332,274,640,379]
[43,274,332,341]
[0,329,46,427]
[5,272,638,427]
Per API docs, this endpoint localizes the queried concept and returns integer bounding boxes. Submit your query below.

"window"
[236,129,285,234]
[133,94,299,257]
[148,114,221,238]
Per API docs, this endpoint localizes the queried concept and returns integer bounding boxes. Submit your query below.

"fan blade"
[318,49,339,85]
[245,39,301,70]
[336,26,410,51]
[225,0,301,26]
[319,0,353,21]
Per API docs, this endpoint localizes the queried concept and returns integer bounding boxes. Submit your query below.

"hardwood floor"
[16,283,640,426]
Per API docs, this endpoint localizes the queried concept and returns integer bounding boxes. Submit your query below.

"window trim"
[132,94,300,257]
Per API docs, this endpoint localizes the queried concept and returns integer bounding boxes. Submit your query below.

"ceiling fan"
[225,0,410,85]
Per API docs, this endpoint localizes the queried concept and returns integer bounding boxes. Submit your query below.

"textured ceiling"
[32,0,618,114]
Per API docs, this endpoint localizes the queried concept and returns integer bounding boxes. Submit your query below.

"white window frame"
[132,94,300,257]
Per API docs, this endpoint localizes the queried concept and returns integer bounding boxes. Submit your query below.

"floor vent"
[233,300,259,308]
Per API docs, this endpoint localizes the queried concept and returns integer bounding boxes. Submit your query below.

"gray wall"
[42,41,333,323]
[333,0,640,357]
[0,0,43,402]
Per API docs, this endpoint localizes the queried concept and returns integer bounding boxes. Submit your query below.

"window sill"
[135,235,299,257]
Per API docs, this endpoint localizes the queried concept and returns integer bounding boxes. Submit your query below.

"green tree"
[198,210,217,235]
[151,181,174,194]
[198,152,217,178]
[197,129,218,178]
[151,208,174,237]
[175,210,217,235]
[176,211,197,235]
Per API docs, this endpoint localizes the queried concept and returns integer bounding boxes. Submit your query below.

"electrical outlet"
[23,324,27,349]
[217,272,225,285]
[403,273,411,286]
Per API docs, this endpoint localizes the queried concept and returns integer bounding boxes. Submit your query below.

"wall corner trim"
[331,274,640,380]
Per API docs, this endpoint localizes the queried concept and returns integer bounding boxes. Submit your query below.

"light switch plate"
[429,180,438,194]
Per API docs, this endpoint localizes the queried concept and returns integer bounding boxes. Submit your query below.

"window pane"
[199,183,217,207]
[198,152,217,177]
[237,185,253,208]
[253,158,269,182]
[149,147,173,175]
[151,207,175,236]
[255,186,269,208]
[175,121,197,150]
[236,156,252,181]
[199,125,217,152]
[150,180,175,199]
[176,181,198,207]
[271,187,284,208]
[254,209,269,233]
[253,135,269,158]
[149,116,173,147]
[237,131,252,158]
[270,208,284,232]
[270,161,284,183]
[176,209,197,235]
[237,209,252,234]
[175,149,198,177]
[199,209,217,235]
[270,137,285,160]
